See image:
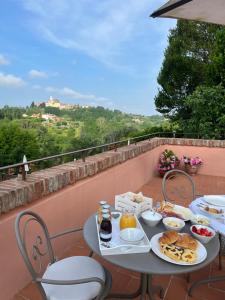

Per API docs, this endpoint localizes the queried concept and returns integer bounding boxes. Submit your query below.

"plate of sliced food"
[151,231,207,265]
[198,204,224,218]
[158,201,193,221]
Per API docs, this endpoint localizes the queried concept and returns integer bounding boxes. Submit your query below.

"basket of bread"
[151,230,207,265]
[115,192,152,216]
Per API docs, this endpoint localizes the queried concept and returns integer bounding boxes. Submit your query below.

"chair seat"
[42,256,105,300]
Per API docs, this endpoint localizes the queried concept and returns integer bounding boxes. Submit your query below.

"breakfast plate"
[168,204,193,222]
[199,205,224,218]
[203,195,225,207]
[151,232,207,265]
[173,205,194,221]
[158,202,194,221]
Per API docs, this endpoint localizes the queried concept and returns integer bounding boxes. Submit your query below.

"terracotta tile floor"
[12,174,225,300]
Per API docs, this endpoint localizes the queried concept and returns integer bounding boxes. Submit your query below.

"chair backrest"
[15,211,56,297]
[162,169,196,205]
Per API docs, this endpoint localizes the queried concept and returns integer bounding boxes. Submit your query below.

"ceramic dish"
[191,214,210,226]
[190,225,216,244]
[163,217,185,232]
[151,233,207,265]
[141,210,162,227]
[199,205,224,218]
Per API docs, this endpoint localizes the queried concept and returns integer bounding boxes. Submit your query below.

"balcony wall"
[0,138,225,300]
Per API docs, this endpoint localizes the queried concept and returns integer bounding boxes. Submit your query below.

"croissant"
[159,231,179,245]
[175,234,198,251]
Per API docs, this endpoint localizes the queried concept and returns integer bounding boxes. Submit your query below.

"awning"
[151,0,225,25]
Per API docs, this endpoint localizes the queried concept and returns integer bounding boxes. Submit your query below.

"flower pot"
[185,164,199,176]
[158,168,175,178]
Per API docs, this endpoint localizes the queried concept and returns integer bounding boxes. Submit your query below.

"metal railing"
[0,131,222,181]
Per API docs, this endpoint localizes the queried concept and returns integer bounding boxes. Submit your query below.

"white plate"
[173,205,194,221]
[199,206,224,218]
[203,195,225,207]
[151,233,207,265]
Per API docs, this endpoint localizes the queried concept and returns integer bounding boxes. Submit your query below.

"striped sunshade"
[151,0,225,25]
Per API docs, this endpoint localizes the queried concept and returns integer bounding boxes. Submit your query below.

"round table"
[83,215,220,300]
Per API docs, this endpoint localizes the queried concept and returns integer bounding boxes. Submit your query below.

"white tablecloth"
[189,197,225,235]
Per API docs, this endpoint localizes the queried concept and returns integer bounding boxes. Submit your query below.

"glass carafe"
[120,209,137,230]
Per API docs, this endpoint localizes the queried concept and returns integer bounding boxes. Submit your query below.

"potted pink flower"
[157,149,180,177]
[182,156,203,175]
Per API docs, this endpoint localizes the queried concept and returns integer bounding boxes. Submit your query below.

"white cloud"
[21,0,175,71]
[29,69,48,78]
[0,54,10,65]
[0,72,26,87]
[45,85,111,105]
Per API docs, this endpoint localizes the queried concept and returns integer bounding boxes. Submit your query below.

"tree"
[209,28,225,86]
[0,122,40,166]
[182,85,225,139]
[155,20,222,120]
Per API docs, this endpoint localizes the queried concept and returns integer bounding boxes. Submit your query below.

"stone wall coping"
[0,137,225,215]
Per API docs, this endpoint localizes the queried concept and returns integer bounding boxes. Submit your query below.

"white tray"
[96,214,151,255]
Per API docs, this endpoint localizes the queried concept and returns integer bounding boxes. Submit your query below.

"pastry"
[175,234,198,251]
[204,206,222,214]
[132,192,144,203]
[159,231,198,263]
[159,230,179,245]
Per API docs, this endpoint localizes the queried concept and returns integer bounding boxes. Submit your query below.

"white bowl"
[141,210,162,227]
[191,214,210,226]
[190,225,216,244]
[120,228,144,243]
[163,217,185,232]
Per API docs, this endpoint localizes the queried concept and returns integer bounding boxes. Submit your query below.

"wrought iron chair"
[162,170,225,294]
[15,210,112,300]
[162,169,196,205]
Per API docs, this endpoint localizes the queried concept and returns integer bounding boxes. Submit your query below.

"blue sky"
[0,0,175,115]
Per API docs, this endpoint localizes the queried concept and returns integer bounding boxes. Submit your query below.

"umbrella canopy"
[151,0,225,25]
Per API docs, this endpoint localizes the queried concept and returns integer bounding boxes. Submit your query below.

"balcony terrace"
[0,137,225,300]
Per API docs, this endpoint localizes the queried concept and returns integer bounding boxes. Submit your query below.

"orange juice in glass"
[120,210,136,230]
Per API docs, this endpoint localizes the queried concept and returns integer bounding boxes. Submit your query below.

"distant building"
[34,96,87,110]
[46,96,61,108]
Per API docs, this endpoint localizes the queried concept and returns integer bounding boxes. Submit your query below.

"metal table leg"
[106,273,146,299]
[218,233,224,270]
[188,275,225,297]
[107,273,164,300]
[147,274,164,300]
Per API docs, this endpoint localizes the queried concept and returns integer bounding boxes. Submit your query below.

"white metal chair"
[15,211,111,300]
